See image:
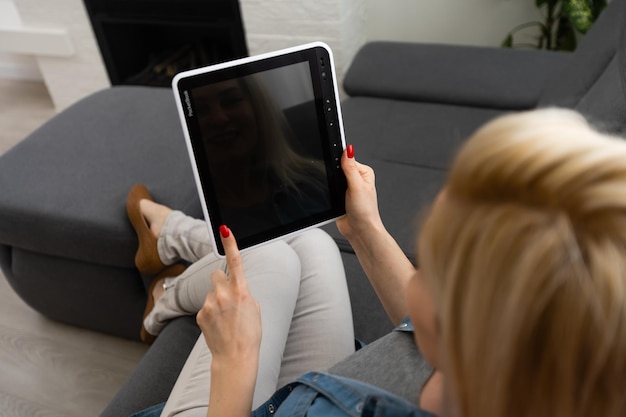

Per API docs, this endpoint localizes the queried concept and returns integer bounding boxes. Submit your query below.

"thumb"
[341,144,375,187]
[341,144,360,184]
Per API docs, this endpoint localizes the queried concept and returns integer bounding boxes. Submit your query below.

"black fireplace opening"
[83,0,248,87]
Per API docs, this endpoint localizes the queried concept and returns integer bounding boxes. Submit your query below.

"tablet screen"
[173,43,347,256]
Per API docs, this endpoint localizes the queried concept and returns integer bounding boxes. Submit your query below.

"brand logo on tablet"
[183,90,193,117]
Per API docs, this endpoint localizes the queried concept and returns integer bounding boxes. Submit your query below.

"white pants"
[145,212,355,417]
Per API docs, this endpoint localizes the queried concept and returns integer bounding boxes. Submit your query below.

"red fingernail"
[347,144,354,159]
[220,225,230,238]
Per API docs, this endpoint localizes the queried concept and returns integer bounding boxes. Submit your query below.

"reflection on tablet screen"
[174,42,346,256]
[192,67,331,240]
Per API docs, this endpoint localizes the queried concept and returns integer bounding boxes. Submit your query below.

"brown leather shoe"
[126,184,167,276]
[141,263,187,344]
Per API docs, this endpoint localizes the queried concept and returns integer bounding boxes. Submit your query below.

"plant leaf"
[506,0,604,51]
[589,0,607,18]
[555,16,578,50]
[563,0,594,33]
[548,0,561,9]
[502,34,513,48]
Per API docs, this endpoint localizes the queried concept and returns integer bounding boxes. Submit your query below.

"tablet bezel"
[172,42,347,257]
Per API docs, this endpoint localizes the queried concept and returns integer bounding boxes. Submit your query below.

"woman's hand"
[197,225,262,361]
[196,225,261,417]
[337,145,416,326]
[336,144,384,241]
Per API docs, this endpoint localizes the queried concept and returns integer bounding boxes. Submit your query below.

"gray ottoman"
[0,86,202,339]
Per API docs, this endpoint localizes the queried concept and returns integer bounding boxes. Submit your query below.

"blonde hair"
[418,109,626,417]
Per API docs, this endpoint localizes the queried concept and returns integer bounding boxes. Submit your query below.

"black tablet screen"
[174,44,346,255]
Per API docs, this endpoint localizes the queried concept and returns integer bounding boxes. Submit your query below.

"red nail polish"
[347,144,354,159]
[220,225,230,238]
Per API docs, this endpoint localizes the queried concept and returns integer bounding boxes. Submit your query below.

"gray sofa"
[0,0,624,414]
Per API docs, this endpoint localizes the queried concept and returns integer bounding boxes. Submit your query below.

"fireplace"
[83,0,248,87]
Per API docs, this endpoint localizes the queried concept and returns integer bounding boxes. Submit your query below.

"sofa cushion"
[344,41,570,110]
[2,246,146,338]
[574,54,626,134]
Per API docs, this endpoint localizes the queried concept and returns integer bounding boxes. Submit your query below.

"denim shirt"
[131,370,435,417]
[131,319,428,417]
[251,318,432,417]
[396,316,414,332]
[253,371,436,417]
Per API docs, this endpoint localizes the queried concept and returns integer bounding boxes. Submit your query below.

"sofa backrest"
[538,0,626,133]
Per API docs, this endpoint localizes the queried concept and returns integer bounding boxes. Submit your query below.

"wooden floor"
[0,79,149,417]
[0,79,55,154]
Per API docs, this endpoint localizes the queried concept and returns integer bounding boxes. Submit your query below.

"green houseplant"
[503,0,607,51]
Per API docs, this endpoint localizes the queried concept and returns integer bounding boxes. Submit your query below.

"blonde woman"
[417,108,626,417]
[133,108,626,417]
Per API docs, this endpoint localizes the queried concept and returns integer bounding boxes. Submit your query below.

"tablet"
[172,42,347,257]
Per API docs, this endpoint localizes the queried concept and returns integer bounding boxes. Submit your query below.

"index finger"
[219,225,244,283]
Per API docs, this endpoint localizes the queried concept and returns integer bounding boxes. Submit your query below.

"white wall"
[240,0,366,89]
[11,0,110,110]
[0,0,41,80]
[366,0,543,47]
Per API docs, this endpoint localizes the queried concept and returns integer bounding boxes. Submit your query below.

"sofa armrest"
[344,41,571,110]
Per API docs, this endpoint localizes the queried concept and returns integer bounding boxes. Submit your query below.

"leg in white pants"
[160,241,302,417]
[277,230,355,388]
[157,211,212,265]
[143,212,355,417]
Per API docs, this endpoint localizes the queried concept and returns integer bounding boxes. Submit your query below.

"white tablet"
[172,42,347,257]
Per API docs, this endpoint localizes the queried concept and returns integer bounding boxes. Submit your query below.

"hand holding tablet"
[173,42,347,257]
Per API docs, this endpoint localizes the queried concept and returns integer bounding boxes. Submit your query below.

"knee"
[305,227,336,245]
[241,241,301,285]
[293,228,339,250]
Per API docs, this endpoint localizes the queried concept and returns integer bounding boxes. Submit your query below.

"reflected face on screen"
[193,79,258,160]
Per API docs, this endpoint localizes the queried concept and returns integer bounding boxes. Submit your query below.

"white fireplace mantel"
[11,0,365,111]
